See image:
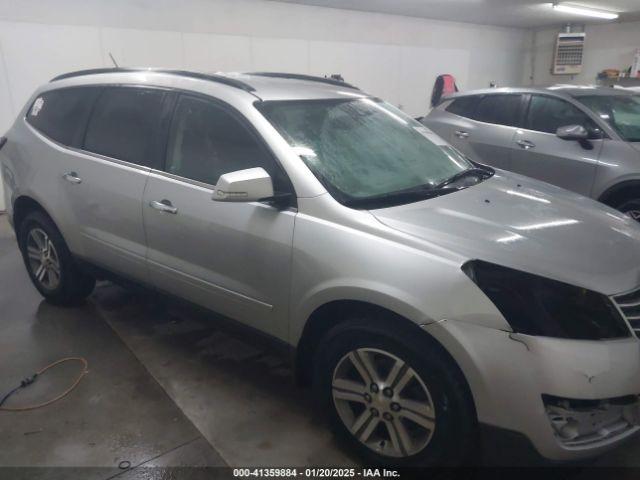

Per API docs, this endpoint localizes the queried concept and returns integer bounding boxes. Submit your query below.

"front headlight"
[462,260,630,340]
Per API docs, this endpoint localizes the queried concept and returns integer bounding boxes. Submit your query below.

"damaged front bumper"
[544,394,640,449]
[423,319,640,461]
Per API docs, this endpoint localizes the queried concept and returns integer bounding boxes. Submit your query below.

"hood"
[631,142,640,154]
[371,172,640,296]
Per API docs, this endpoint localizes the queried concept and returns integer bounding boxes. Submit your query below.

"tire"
[615,198,640,222]
[313,316,478,467]
[18,211,95,306]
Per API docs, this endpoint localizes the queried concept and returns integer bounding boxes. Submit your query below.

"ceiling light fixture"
[552,3,619,20]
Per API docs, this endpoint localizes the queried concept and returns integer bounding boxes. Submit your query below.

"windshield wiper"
[343,185,459,209]
[343,166,494,210]
[434,167,492,190]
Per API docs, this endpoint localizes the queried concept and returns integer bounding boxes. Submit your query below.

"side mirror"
[556,124,589,141]
[213,167,274,202]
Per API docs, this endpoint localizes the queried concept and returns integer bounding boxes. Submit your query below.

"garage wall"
[524,21,640,86]
[0,0,529,211]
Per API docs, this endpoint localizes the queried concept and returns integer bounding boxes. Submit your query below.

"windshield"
[579,94,640,142]
[257,98,481,208]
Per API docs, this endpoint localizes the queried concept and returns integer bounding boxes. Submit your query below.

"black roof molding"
[248,72,360,90]
[50,68,256,92]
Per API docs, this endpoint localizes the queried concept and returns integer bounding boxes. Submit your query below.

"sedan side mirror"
[213,167,274,202]
[556,124,589,141]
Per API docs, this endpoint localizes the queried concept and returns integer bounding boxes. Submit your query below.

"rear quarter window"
[445,96,480,118]
[26,87,101,147]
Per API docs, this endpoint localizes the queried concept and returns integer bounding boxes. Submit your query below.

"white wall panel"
[0,41,11,210]
[309,41,400,107]
[0,43,14,133]
[183,33,252,72]
[99,28,184,69]
[0,21,101,114]
[398,46,470,117]
[250,37,309,73]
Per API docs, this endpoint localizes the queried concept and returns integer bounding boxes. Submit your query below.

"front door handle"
[517,140,536,150]
[455,130,470,139]
[62,172,82,184]
[149,200,178,214]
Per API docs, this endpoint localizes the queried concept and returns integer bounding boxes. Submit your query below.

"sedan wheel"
[331,348,436,458]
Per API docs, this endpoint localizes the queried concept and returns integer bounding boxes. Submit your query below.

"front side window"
[165,96,287,190]
[526,95,597,135]
[473,94,522,127]
[84,87,168,168]
[578,95,640,142]
[26,87,101,147]
[258,98,487,209]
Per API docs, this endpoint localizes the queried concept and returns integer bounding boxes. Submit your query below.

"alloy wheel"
[26,228,61,290]
[331,348,436,458]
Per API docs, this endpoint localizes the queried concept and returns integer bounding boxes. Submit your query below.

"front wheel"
[314,319,478,467]
[18,211,95,306]
[616,198,640,222]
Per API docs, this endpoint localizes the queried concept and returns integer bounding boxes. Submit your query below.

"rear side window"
[26,87,101,147]
[445,96,480,118]
[165,95,288,190]
[84,87,168,168]
[526,95,598,135]
[474,94,522,127]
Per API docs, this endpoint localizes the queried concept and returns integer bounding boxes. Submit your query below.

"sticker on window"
[31,97,44,117]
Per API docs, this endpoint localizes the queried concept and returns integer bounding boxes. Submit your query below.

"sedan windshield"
[257,98,486,209]
[579,94,640,142]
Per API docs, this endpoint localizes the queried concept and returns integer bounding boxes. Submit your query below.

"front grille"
[613,288,640,334]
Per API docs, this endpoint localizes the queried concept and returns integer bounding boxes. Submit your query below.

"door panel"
[62,154,150,280]
[509,95,603,196]
[462,122,517,170]
[142,94,296,339]
[64,86,174,281]
[431,94,522,170]
[510,129,602,195]
[143,173,295,339]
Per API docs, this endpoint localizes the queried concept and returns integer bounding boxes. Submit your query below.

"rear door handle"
[455,130,470,139]
[516,140,536,150]
[150,200,178,214]
[62,172,82,184]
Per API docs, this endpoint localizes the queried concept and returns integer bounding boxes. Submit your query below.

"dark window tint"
[474,94,522,127]
[84,87,167,168]
[26,87,101,147]
[527,95,597,135]
[445,96,480,118]
[166,96,286,189]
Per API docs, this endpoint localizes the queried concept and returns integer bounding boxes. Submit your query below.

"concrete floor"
[2,212,640,477]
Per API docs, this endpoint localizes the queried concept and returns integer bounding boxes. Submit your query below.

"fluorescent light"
[552,3,619,20]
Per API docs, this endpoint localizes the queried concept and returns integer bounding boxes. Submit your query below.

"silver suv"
[2,69,640,466]
[422,86,640,220]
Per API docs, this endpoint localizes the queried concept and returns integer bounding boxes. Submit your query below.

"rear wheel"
[314,317,477,467]
[18,211,95,305]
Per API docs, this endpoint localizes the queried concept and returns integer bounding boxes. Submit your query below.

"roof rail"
[50,68,256,92]
[248,72,360,90]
